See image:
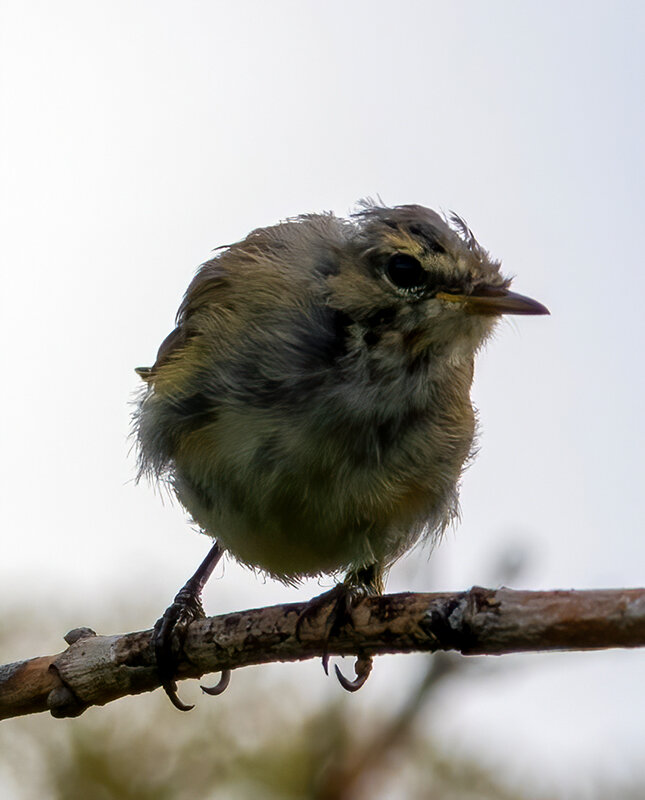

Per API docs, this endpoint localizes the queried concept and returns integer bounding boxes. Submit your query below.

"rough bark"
[2,587,645,721]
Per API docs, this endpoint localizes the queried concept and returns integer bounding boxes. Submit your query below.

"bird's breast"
[171,392,474,579]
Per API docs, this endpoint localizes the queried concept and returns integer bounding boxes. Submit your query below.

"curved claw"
[200,669,232,696]
[162,680,195,712]
[154,611,196,711]
[334,656,373,693]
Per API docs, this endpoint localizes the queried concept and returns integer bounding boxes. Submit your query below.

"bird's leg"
[297,563,384,692]
[153,540,231,711]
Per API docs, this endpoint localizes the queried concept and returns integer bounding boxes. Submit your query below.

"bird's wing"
[135,325,188,382]
[135,261,227,382]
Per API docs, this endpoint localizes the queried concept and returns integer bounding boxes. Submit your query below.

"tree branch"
[2,587,645,721]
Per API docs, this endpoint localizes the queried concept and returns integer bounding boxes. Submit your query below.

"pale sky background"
[1,0,644,795]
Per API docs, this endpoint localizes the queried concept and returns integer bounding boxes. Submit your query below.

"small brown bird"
[135,202,548,708]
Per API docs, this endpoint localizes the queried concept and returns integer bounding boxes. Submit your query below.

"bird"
[134,201,548,709]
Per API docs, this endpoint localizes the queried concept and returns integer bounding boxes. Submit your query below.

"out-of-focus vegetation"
[1,582,643,800]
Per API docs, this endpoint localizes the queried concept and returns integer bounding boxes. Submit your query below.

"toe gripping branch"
[297,578,377,693]
[153,541,231,711]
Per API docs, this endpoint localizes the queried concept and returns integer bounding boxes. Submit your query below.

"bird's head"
[327,203,548,364]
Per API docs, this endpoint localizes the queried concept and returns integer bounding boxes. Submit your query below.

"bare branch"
[2,587,645,722]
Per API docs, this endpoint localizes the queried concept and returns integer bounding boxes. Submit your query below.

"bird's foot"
[297,570,380,693]
[153,583,204,711]
[153,541,230,711]
[296,583,354,672]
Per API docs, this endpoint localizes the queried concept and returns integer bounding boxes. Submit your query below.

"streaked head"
[327,203,548,361]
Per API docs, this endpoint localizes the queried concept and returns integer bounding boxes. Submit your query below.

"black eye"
[385,254,428,292]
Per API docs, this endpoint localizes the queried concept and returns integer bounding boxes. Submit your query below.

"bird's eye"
[385,254,428,292]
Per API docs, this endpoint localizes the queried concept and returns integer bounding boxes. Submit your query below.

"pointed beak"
[436,287,550,316]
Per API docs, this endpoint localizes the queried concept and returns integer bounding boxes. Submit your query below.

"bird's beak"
[436,287,549,316]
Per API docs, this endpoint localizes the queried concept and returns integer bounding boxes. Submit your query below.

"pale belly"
[172,407,464,580]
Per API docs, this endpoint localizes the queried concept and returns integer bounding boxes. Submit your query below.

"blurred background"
[1,1,644,797]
